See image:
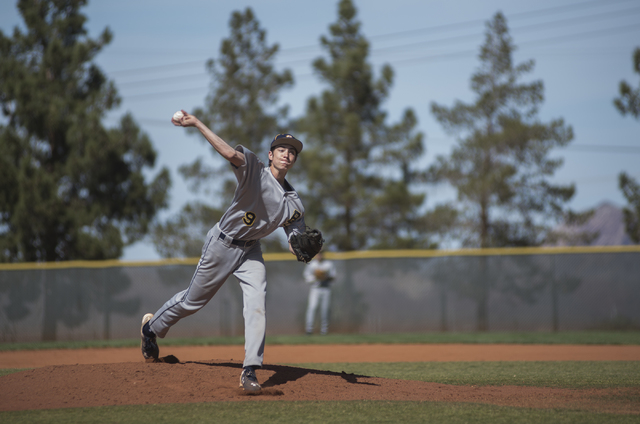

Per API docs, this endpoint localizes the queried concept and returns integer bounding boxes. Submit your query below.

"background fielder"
[303,251,337,335]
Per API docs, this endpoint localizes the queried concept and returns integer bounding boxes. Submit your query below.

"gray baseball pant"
[148,224,267,368]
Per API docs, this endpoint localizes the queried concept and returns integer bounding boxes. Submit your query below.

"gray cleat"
[239,366,262,392]
[140,313,159,360]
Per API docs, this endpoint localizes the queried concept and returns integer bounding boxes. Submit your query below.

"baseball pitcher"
[140,111,323,393]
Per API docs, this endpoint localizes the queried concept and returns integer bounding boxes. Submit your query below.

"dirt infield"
[1,344,639,413]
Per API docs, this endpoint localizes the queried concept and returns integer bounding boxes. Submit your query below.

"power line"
[124,86,207,100]
[118,22,639,100]
[109,114,640,156]
[282,6,640,67]
[113,6,640,100]
[266,0,636,53]
[567,144,640,153]
[110,60,206,77]
[117,71,209,88]
[376,22,639,69]
[107,0,636,79]
[103,118,640,158]
[113,46,633,89]
[120,20,636,101]
[366,0,636,43]
[369,5,640,54]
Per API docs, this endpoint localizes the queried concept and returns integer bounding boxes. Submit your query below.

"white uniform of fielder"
[304,253,336,335]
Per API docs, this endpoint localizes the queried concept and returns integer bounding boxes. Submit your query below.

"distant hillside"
[548,202,633,246]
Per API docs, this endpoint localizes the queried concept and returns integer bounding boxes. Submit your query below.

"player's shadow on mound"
[189,361,379,389]
[260,363,379,388]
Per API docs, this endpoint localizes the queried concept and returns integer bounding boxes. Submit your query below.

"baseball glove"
[314,269,328,279]
[290,227,324,263]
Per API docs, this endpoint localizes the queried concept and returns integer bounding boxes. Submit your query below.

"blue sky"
[1,0,639,260]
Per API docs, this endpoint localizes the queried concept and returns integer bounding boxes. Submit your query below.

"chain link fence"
[1,246,639,342]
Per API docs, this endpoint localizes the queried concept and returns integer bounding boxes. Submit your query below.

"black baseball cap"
[271,133,303,154]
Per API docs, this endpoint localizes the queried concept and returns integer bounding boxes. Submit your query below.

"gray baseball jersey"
[219,145,306,241]
[148,146,305,368]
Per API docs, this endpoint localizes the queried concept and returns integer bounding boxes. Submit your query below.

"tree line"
[1,0,638,262]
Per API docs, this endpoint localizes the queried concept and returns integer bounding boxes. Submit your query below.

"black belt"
[218,232,257,248]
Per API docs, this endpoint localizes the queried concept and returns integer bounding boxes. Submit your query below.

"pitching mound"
[1,357,638,414]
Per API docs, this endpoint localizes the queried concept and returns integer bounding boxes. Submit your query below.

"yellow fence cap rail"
[0,245,638,271]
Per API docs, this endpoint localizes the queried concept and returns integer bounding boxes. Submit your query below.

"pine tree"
[428,12,575,331]
[295,0,441,252]
[0,0,170,262]
[615,47,640,243]
[614,47,640,118]
[152,8,293,257]
[429,12,574,249]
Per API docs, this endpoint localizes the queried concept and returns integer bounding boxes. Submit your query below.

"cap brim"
[272,138,303,154]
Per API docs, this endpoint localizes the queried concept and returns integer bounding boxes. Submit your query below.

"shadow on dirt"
[187,361,379,389]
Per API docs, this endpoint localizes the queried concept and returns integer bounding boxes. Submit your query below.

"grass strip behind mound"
[293,361,640,389]
[1,400,638,424]
[2,330,640,351]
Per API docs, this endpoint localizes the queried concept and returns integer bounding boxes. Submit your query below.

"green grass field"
[2,400,640,424]
[1,332,639,423]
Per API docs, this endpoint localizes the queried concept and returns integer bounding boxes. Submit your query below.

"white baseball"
[172,110,184,121]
